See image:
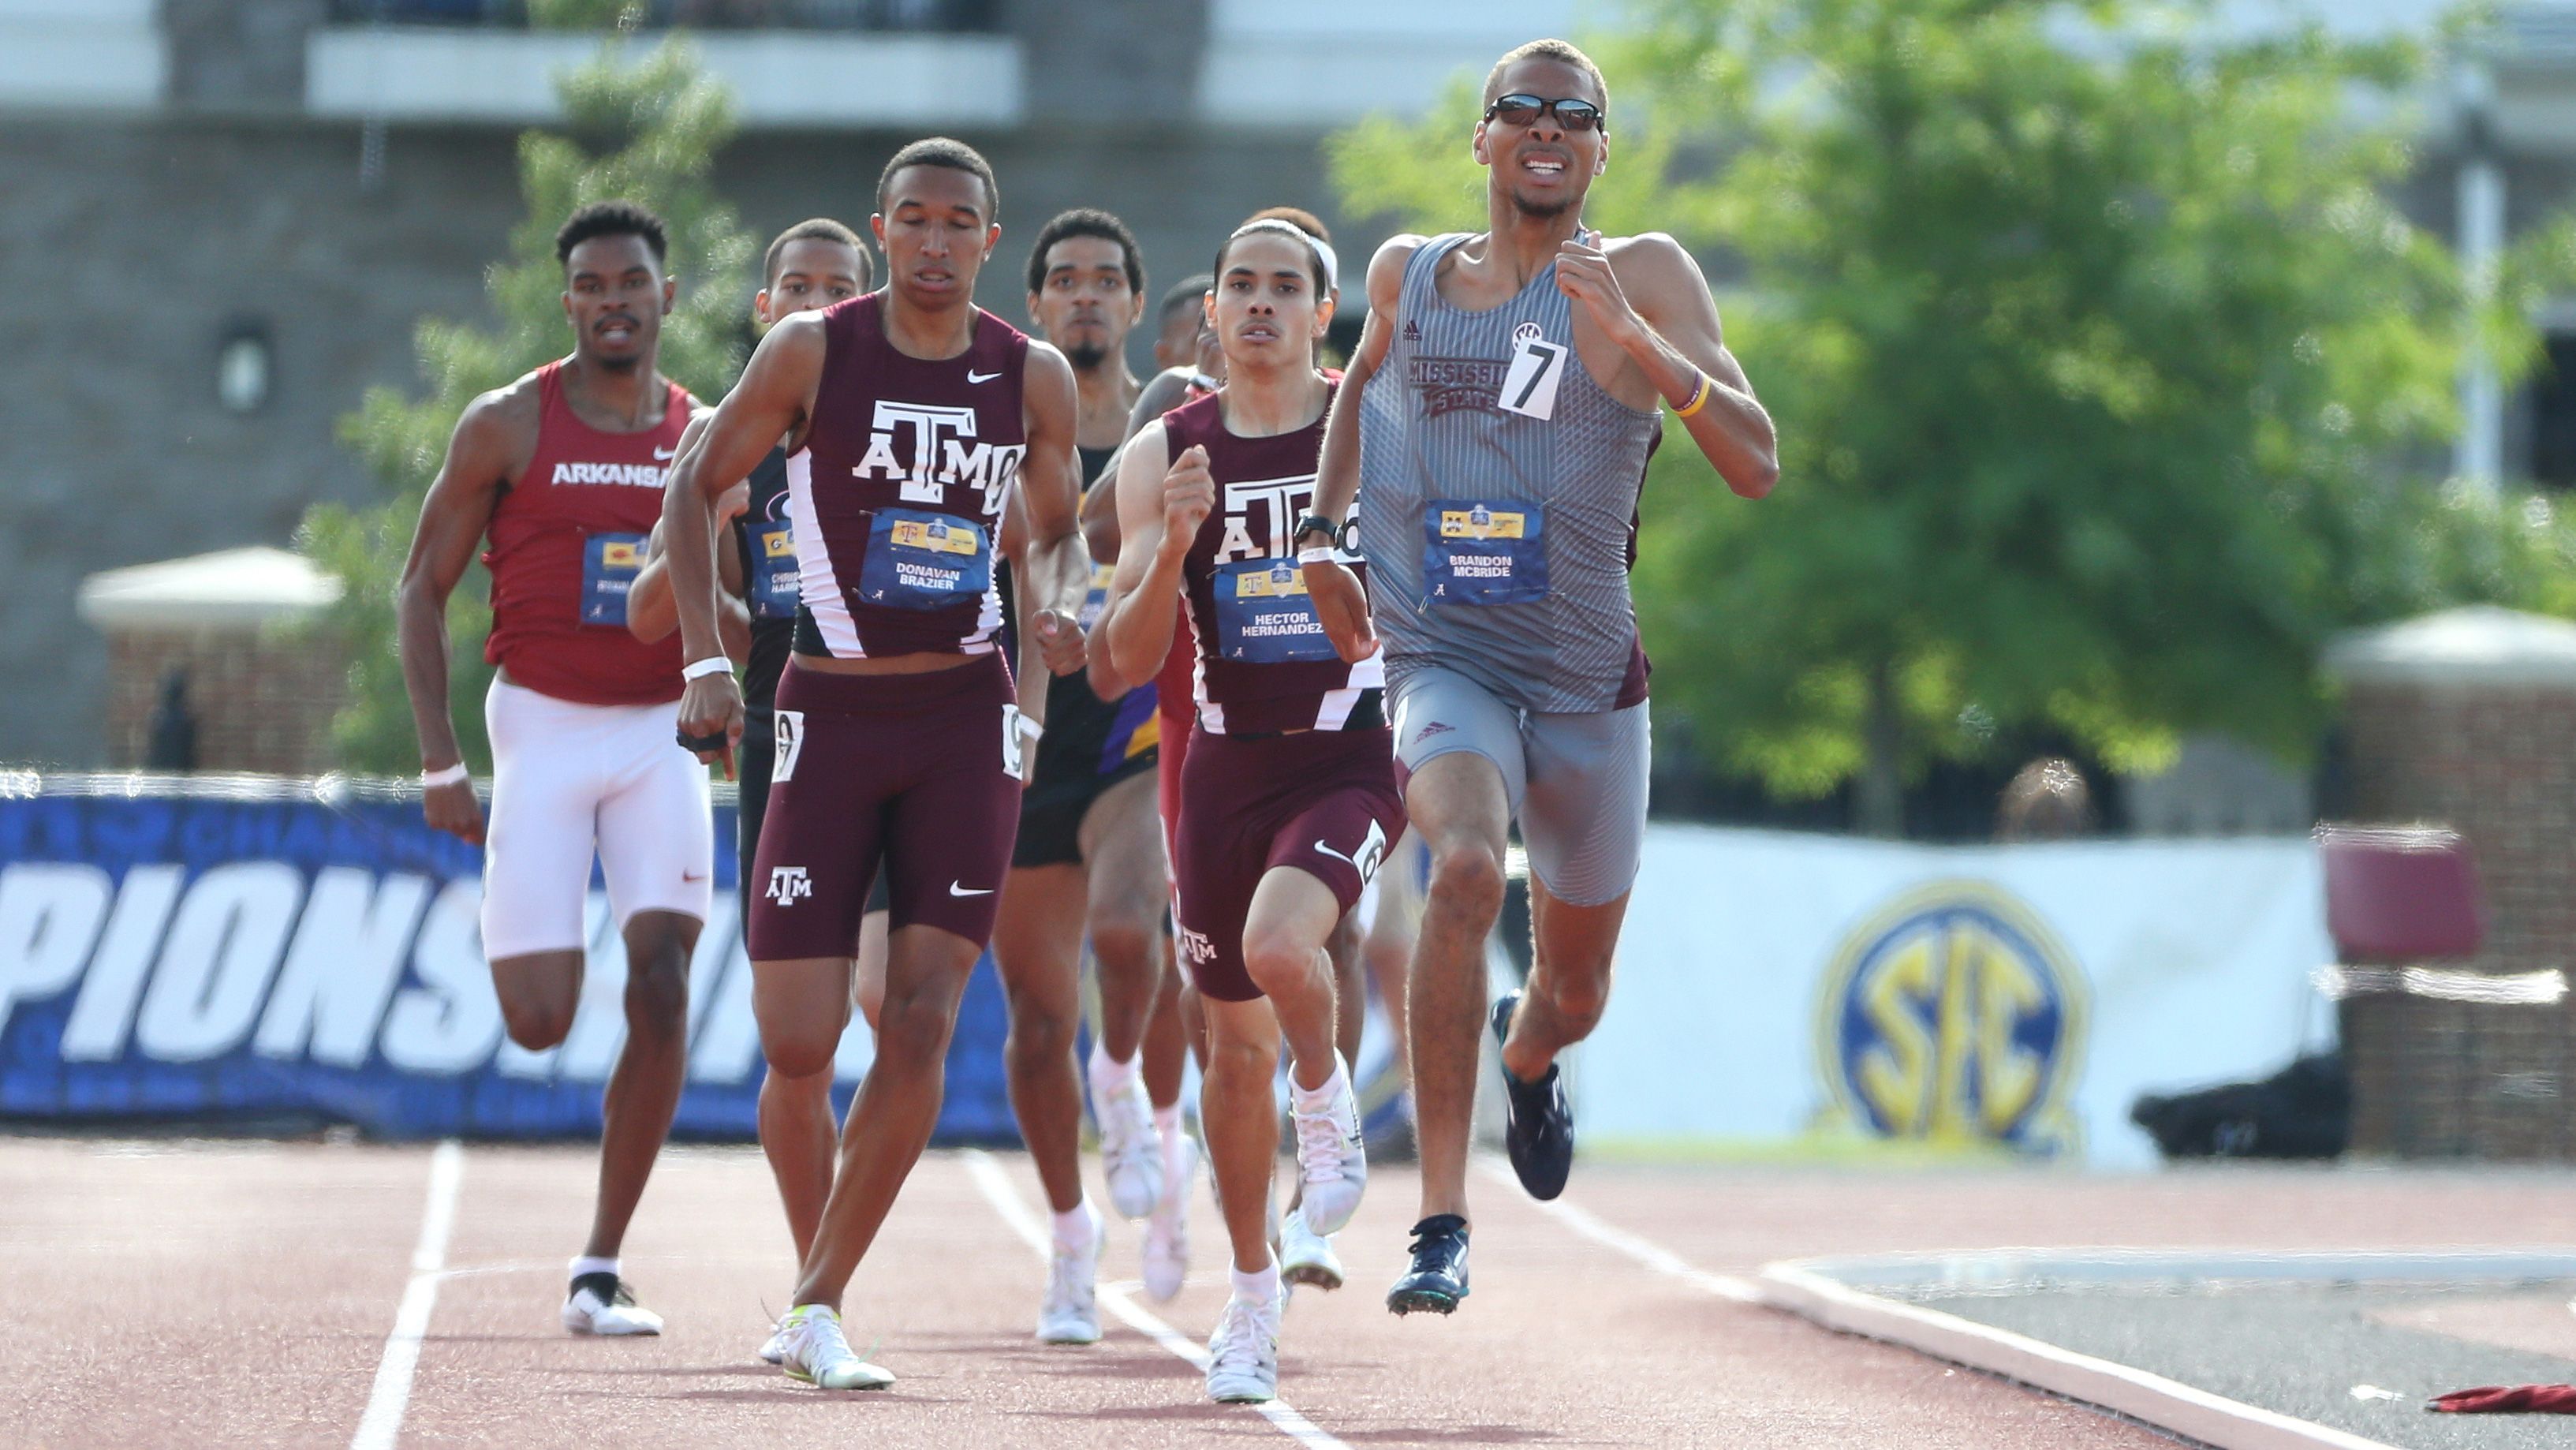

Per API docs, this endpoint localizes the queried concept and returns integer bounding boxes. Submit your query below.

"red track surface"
[9,1140,2576,1448]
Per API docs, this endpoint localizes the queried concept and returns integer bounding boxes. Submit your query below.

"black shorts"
[1012,671,1159,869]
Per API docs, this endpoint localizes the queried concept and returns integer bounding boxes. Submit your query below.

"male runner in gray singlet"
[1300,38,1779,1316]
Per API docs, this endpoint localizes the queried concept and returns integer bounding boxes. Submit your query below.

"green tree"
[1330,1,2576,833]
[299,38,756,772]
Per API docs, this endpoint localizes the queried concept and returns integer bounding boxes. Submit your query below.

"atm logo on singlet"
[550,461,670,488]
[851,400,1025,511]
[1212,473,1323,565]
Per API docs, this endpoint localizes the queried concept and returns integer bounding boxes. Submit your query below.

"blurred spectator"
[144,667,199,772]
[1996,757,2095,841]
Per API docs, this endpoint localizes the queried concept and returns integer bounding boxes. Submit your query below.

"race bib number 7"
[1498,334,1566,420]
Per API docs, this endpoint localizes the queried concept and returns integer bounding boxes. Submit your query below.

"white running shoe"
[757,1321,788,1366]
[1093,1061,1164,1221]
[1278,1204,1344,1293]
[1204,1289,1284,1404]
[1290,1056,1368,1235]
[1036,1222,1103,1344]
[775,1304,894,1391]
[560,1274,663,1336]
[1142,1128,1196,1303]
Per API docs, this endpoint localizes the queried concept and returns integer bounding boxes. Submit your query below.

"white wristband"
[1297,547,1335,565]
[421,762,469,788]
[681,656,733,682]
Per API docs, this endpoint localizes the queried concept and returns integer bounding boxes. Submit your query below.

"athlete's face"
[873,165,999,308]
[755,239,868,331]
[1473,57,1609,220]
[1208,231,1331,375]
[1030,234,1142,372]
[1154,297,1204,372]
[562,234,674,372]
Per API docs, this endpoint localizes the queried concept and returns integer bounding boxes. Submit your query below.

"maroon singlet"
[785,293,1029,660]
[1161,383,1383,736]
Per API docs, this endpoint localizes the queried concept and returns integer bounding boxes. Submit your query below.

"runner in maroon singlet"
[395,201,709,1337]
[659,139,1089,1392]
[1092,220,1398,1406]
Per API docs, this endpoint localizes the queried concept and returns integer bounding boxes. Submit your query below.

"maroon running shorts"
[747,652,1022,955]
[1172,725,1405,1003]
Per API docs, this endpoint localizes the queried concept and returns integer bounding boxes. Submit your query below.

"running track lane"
[34,1142,2565,1448]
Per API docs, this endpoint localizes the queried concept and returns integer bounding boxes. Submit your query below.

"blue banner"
[0,775,1014,1142]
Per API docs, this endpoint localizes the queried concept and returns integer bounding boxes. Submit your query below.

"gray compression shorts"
[1386,664,1649,906]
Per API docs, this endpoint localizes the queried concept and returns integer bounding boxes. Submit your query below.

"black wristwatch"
[1291,513,1349,552]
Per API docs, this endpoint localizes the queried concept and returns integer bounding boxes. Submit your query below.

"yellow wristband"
[1671,372,1714,419]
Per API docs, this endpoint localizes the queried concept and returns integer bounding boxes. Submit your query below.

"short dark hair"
[876,136,999,221]
[555,200,668,271]
[763,217,870,289]
[1159,274,1213,323]
[1025,207,1144,297]
[1243,206,1332,246]
[1211,219,1330,296]
[1483,38,1608,110]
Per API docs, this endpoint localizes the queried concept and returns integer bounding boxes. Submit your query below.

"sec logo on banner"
[1814,882,2086,1154]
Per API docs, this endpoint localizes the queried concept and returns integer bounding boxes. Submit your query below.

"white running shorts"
[480,676,713,960]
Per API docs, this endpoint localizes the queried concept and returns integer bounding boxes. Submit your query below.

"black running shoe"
[1386,1214,1470,1315]
[1492,989,1574,1200]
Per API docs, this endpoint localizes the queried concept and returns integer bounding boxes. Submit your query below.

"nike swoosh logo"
[950,882,995,897]
[966,369,1002,384]
[1313,840,1357,869]
[653,446,678,460]
[681,871,707,882]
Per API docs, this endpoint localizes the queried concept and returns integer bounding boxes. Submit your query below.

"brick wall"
[2341,680,2576,1160]
[100,629,348,776]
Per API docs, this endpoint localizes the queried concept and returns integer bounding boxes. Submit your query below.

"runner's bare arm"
[1018,343,1092,678]
[1301,235,1421,662]
[1092,422,1201,689]
[628,413,749,656]
[998,487,1056,727]
[396,387,527,843]
[662,312,823,764]
[1077,458,1132,699]
[1084,366,1197,565]
[1561,233,1778,499]
[1078,437,1130,563]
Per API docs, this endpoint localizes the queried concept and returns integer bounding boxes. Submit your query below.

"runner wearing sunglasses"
[1297,38,1781,1316]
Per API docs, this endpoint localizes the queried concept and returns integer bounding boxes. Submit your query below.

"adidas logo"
[1413,721,1454,745]
[1402,320,1422,342]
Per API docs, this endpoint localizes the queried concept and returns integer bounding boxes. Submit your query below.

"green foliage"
[297,38,756,772]
[1329,0,2576,824]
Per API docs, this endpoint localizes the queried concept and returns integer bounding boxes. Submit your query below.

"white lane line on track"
[961,1149,1350,1450]
[351,1139,466,1450]
[1475,1157,1764,1304]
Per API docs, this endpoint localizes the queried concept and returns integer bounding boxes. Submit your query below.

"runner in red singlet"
[396,201,709,1338]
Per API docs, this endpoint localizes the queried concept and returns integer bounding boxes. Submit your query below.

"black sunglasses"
[1484,93,1606,133]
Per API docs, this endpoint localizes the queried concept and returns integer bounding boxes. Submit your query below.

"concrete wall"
[0,113,1339,768]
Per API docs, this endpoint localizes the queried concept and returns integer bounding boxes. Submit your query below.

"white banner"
[1576,827,2331,1169]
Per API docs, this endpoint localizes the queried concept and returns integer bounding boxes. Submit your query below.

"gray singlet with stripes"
[1356,231,1663,715]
